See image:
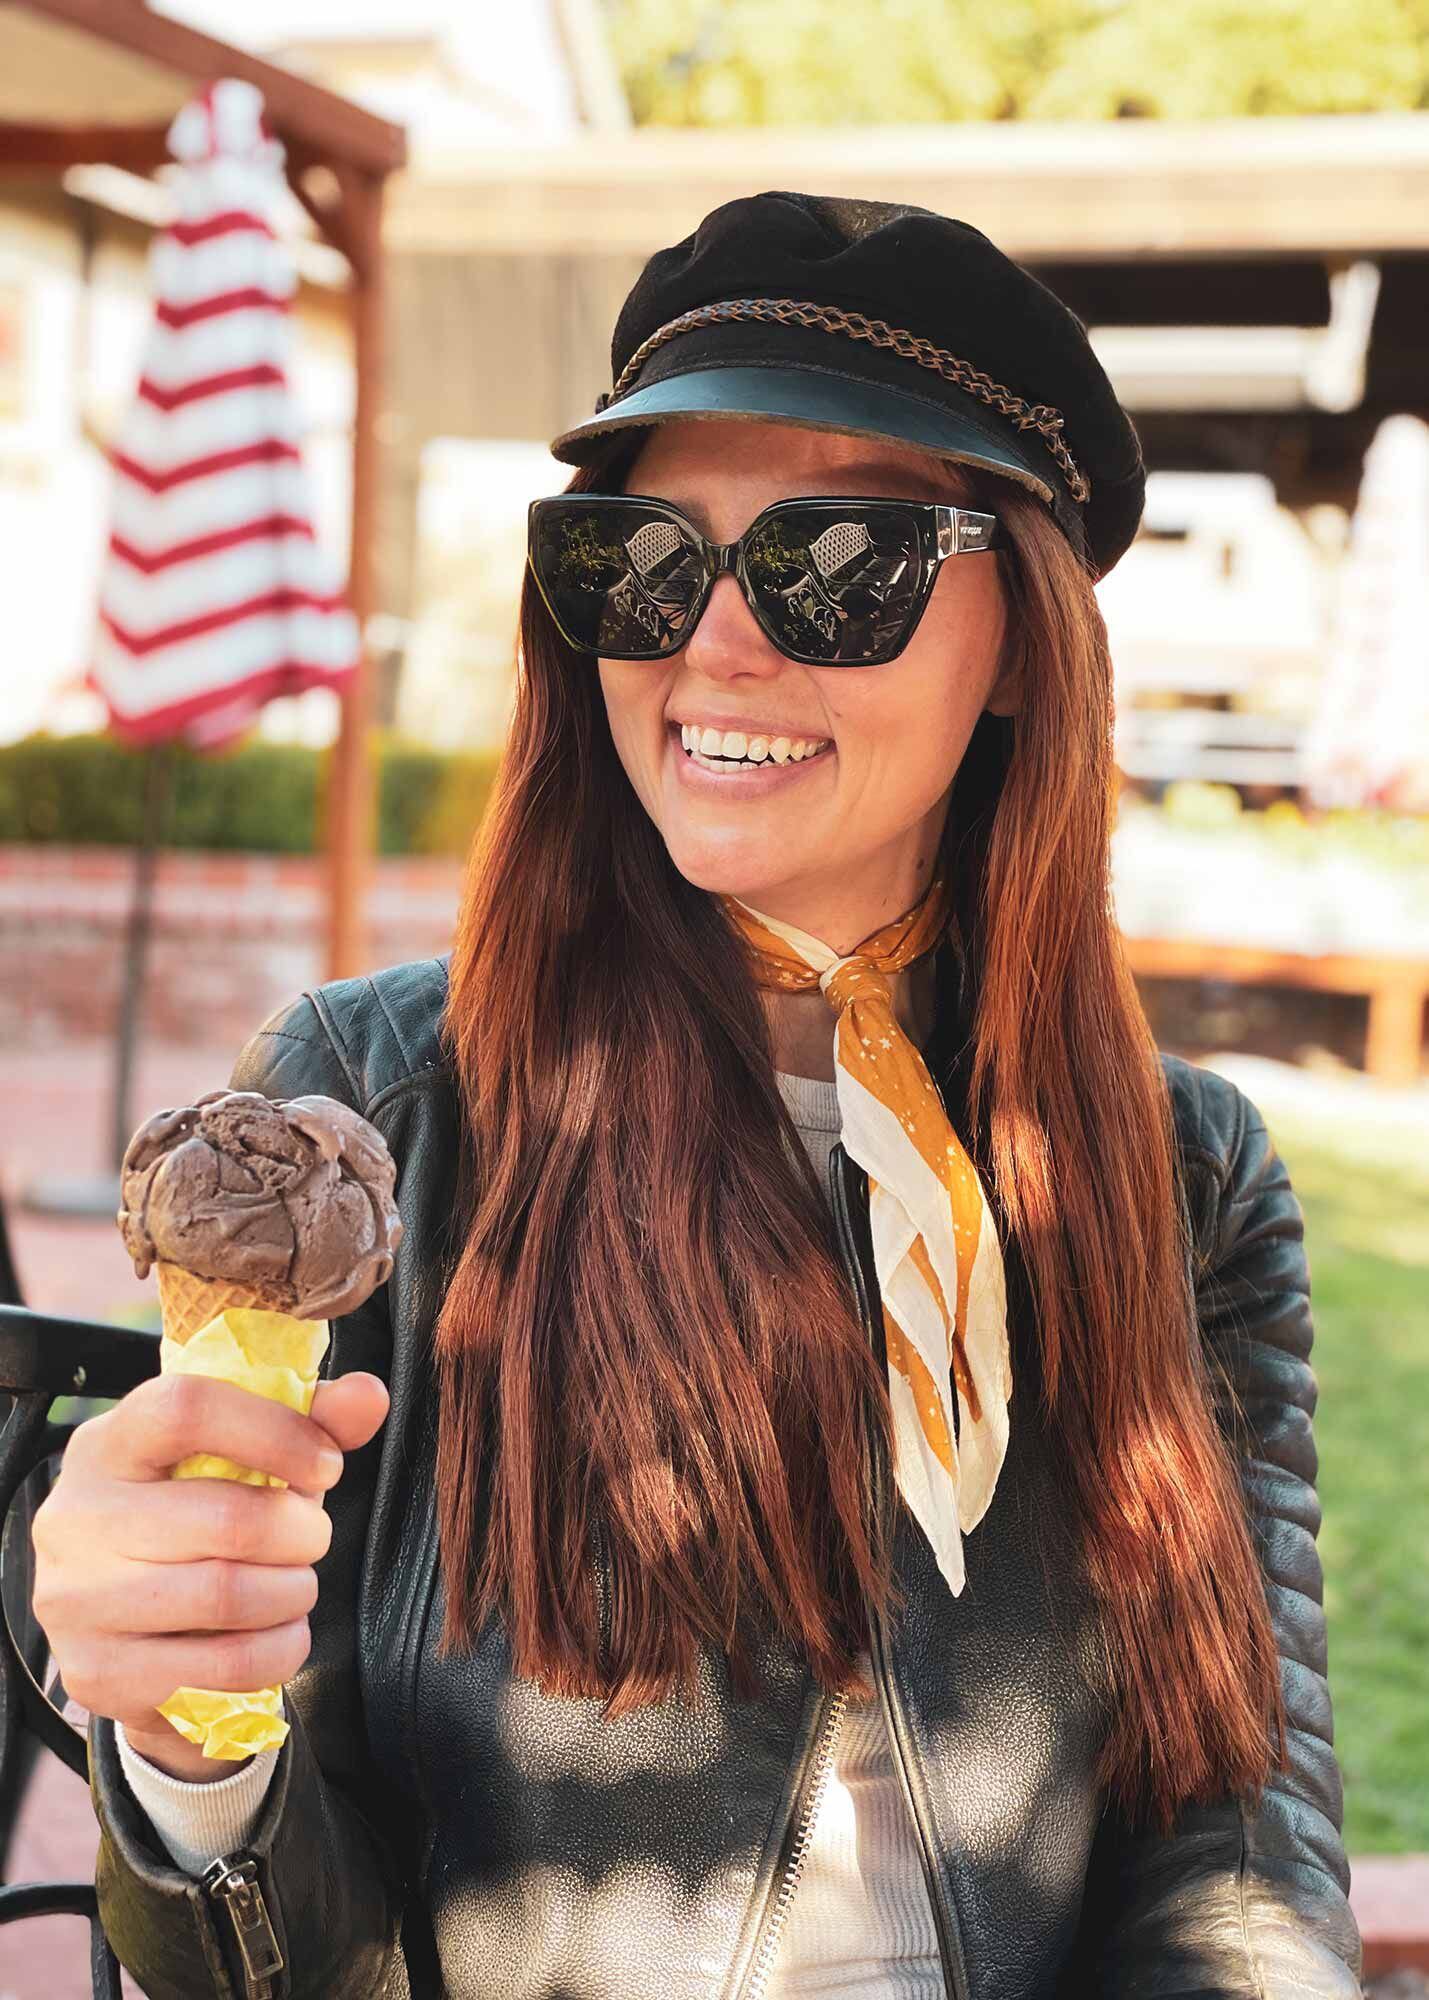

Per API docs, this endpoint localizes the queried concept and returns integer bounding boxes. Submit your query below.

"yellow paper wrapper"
[157,1306,330,1759]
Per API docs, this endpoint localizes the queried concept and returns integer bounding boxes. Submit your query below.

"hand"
[31,1370,390,1783]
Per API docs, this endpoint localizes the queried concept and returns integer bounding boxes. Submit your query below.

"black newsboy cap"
[549,190,1146,580]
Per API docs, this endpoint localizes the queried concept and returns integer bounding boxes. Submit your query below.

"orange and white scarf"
[721,870,1011,1596]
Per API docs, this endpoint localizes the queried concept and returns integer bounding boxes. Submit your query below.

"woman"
[44,194,1360,1998]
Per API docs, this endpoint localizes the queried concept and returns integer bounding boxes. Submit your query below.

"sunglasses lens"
[531,501,704,656]
[743,504,924,663]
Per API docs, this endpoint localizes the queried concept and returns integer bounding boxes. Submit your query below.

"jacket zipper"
[829,1142,969,2000]
[201,1854,284,1999]
[739,1685,848,2000]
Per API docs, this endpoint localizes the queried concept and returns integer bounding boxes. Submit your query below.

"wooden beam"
[0,120,169,173]
[325,169,385,982]
[388,114,1429,259]
[1366,982,1428,1088]
[14,0,406,176]
[283,134,364,270]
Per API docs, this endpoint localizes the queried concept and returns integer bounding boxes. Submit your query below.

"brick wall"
[0,846,463,1049]
[1,844,1408,1077]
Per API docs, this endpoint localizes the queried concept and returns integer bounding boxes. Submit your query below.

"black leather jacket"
[89,954,1364,2000]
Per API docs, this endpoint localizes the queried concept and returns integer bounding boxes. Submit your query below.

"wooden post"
[1365,977,1427,1088]
[109,741,174,1171]
[326,168,385,982]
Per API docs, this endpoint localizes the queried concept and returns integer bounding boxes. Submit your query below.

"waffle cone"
[154,1264,268,1346]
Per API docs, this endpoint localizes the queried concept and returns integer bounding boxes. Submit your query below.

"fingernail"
[318,1448,344,1484]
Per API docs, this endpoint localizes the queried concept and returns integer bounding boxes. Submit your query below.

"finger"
[308,1374,390,1457]
[286,1375,392,1499]
[57,1556,318,1636]
[72,1617,314,1724]
[92,1375,347,1491]
[110,1479,332,1567]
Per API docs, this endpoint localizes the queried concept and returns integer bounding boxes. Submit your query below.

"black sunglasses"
[526,492,1000,668]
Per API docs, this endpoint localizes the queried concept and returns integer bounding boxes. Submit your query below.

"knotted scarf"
[721,869,1011,1596]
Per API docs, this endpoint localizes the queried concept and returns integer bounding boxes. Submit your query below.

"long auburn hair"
[434,429,1287,1835]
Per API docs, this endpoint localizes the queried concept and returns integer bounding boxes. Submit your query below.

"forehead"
[620,417,973,511]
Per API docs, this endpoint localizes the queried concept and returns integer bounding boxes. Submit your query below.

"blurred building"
[1100,472,1335,794]
[6,10,1429,770]
[374,108,1426,759]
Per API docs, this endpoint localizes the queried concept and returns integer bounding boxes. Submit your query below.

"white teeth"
[679,723,830,764]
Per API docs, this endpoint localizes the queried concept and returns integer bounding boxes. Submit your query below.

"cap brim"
[548,364,1057,507]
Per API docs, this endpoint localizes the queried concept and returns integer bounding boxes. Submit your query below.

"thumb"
[309,1373,390,1457]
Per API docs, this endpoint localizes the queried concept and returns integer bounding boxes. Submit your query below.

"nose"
[683,572,785,683]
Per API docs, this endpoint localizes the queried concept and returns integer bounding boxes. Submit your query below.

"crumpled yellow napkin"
[158,1307,330,1759]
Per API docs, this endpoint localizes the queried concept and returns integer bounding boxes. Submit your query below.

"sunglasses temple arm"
[936,506,999,558]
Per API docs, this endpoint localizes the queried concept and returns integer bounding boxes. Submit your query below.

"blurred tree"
[1025,0,1421,117]
[605,0,1429,124]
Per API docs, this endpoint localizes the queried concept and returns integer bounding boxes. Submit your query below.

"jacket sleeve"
[88,996,408,2000]
[114,1718,279,1874]
[1064,1066,1364,1998]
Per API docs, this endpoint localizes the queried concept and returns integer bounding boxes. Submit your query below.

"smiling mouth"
[669,723,835,772]
[684,744,835,774]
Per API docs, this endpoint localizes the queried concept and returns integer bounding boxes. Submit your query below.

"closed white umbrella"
[1304,413,1429,813]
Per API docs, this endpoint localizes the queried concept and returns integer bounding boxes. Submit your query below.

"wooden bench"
[1121,936,1429,1086]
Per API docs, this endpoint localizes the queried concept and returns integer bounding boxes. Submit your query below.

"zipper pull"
[202,1854,284,1999]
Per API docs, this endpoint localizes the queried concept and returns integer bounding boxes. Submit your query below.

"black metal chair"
[0,1265,161,1993]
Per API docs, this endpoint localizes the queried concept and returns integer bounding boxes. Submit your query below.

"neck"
[765,953,938,1082]
[732,843,948,1082]
[730,818,948,964]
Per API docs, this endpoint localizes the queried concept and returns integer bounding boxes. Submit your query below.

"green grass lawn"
[1254,1098,1429,1855]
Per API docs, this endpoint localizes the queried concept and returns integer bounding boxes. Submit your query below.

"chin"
[663,836,801,905]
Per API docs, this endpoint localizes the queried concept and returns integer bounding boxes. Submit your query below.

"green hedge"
[0,732,502,857]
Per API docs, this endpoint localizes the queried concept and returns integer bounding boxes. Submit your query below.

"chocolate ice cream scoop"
[119,1089,403,1319]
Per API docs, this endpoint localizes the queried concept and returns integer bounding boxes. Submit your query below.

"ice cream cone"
[154,1262,264,1345]
[149,1267,331,1760]
[119,1087,401,1762]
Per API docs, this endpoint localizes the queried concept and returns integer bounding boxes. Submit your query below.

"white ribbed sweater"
[117,1069,945,1997]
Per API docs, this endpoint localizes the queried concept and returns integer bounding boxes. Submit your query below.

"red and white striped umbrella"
[89,77,360,750]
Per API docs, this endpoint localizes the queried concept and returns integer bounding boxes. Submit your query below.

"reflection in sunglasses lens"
[744,506,920,662]
[537,505,704,654]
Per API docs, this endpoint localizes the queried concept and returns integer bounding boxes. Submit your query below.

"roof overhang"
[0,0,406,179]
[388,112,1429,261]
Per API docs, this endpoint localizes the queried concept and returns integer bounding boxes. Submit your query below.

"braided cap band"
[594,295,1091,507]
